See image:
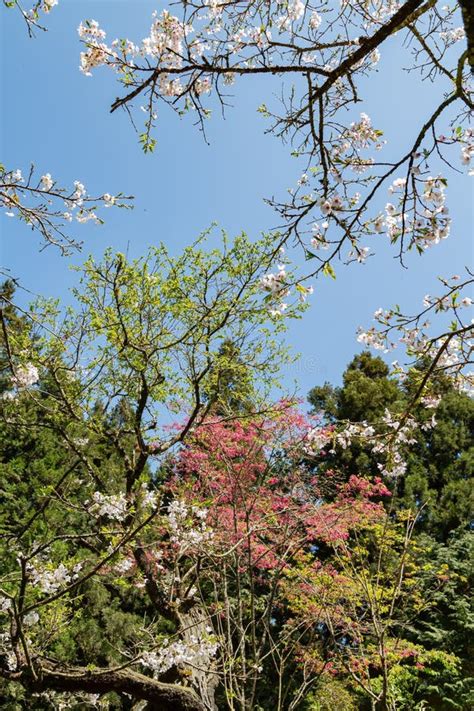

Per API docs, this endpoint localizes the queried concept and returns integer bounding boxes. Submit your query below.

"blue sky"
[1,0,472,398]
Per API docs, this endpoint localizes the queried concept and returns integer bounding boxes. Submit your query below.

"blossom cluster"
[27,561,82,594]
[139,482,159,510]
[167,499,213,549]
[0,596,12,613]
[306,410,430,478]
[2,362,40,401]
[78,12,193,93]
[88,491,128,521]
[141,633,218,676]
[22,0,58,20]
[11,362,39,389]
[456,127,474,173]
[310,222,330,250]
[345,113,384,152]
[358,277,473,395]
[0,631,16,672]
[258,252,312,316]
[1,166,130,252]
[305,426,333,454]
[259,262,291,317]
[372,410,419,478]
[439,26,465,44]
[78,20,114,76]
[368,173,451,250]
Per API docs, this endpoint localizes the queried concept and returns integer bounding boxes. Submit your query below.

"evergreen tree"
[308,351,473,539]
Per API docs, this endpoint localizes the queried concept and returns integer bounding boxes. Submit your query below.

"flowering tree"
[2,0,58,36]
[73,0,474,403]
[0,231,308,709]
[1,4,132,255]
[1,2,473,709]
[2,307,466,711]
[0,164,132,254]
[169,410,396,710]
[76,0,473,273]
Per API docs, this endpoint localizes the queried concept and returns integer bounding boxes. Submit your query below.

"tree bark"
[180,606,219,711]
[459,0,474,72]
[1,664,207,711]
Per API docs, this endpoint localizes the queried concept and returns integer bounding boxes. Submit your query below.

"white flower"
[346,113,383,150]
[76,211,100,224]
[195,77,211,95]
[288,0,305,21]
[320,200,332,216]
[259,264,287,297]
[80,43,113,76]
[356,246,370,263]
[0,597,12,612]
[73,437,89,448]
[439,27,465,43]
[72,181,86,200]
[167,500,213,548]
[23,611,40,626]
[103,193,116,207]
[311,234,328,250]
[389,177,407,193]
[309,10,322,29]
[305,426,332,453]
[357,329,387,351]
[115,558,134,574]
[369,212,383,232]
[28,563,71,594]
[141,636,218,677]
[89,491,128,521]
[369,48,380,64]
[421,414,437,430]
[420,395,441,409]
[11,363,39,389]
[11,169,23,182]
[78,19,106,41]
[298,285,314,302]
[43,0,58,13]
[140,484,158,509]
[40,173,54,191]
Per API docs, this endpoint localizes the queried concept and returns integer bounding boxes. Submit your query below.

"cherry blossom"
[11,362,39,389]
[1,165,132,253]
[88,491,128,521]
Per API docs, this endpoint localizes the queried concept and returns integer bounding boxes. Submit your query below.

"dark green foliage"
[307,351,473,710]
[399,390,474,538]
[409,530,474,708]
[308,350,474,540]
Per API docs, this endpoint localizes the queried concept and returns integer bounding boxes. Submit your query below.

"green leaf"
[322,263,336,279]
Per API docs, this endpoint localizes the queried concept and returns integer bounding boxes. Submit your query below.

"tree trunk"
[180,606,219,711]
[1,664,207,711]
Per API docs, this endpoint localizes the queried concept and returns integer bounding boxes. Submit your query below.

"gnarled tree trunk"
[180,605,219,711]
[1,663,207,711]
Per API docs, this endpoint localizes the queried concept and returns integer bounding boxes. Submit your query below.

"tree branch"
[2,663,206,711]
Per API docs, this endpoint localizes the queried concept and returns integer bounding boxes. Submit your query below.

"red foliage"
[169,406,388,570]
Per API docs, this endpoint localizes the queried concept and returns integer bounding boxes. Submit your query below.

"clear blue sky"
[1,0,472,398]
